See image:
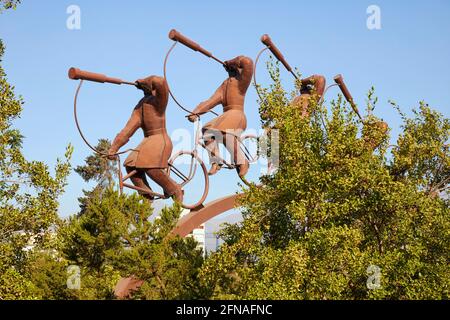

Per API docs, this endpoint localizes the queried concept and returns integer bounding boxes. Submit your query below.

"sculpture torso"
[140,95,167,136]
[221,57,253,110]
[222,76,247,109]
[109,76,171,160]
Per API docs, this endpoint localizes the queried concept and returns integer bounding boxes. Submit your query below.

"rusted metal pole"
[333,74,362,120]
[68,67,136,86]
[260,34,298,80]
[168,29,225,65]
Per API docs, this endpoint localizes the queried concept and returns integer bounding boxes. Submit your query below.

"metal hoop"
[73,80,135,157]
[253,46,301,104]
[163,41,218,117]
[253,47,269,104]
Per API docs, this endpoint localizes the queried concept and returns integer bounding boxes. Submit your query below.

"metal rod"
[168,29,225,66]
[211,56,225,66]
[122,170,138,182]
[170,166,189,182]
[290,70,300,81]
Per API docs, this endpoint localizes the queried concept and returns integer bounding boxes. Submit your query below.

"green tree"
[0,0,20,12]
[200,63,449,300]
[74,139,118,214]
[59,188,207,299]
[0,2,73,299]
[74,139,117,188]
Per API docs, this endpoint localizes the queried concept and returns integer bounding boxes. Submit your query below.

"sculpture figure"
[187,56,254,177]
[292,74,326,117]
[108,76,183,203]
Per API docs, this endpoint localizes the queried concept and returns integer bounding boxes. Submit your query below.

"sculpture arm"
[150,76,169,107]
[192,83,224,115]
[109,103,142,154]
[237,56,254,85]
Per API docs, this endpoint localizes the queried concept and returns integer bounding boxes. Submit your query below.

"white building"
[180,208,205,256]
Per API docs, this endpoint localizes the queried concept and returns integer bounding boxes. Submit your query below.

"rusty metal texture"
[107,75,183,202]
[260,34,298,81]
[334,74,363,120]
[170,193,242,238]
[169,29,224,65]
[68,67,136,86]
[188,55,254,177]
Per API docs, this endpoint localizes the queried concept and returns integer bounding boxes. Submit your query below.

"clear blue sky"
[1,0,449,217]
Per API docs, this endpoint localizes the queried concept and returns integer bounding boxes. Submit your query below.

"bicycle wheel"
[168,150,209,210]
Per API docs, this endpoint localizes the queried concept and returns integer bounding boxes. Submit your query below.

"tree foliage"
[74,139,118,214]
[0,3,73,299]
[0,2,448,299]
[200,63,449,300]
[59,189,207,299]
[74,139,117,188]
[0,0,20,12]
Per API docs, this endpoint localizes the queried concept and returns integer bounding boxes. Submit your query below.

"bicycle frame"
[193,116,257,169]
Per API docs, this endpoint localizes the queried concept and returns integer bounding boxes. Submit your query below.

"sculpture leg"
[126,166,154,201]
[203,128,222,176]
[146,168,183,203]
[223,131,248,177]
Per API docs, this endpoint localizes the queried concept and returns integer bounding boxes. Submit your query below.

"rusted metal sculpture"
[170,193,243,238]
[169,29,225,65]
[107,76,183,203]
[69,68,183,203]
[70,68,141,157]
[68,68,136,86]
[166,30,255,178]
[189,55,254,177]
[256,34,326,116]
[69,68,206,208]
[69,63,258,210]
[292,75,326,117]
[333,74,363,120]
[260,34,298,80]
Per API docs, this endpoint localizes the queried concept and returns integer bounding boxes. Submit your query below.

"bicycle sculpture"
[164,30,259,185]
[69,30,259,210]
[68,30,391,299]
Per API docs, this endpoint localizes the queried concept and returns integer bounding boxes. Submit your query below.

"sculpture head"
[223,57,241,78]
[226,67,239,78]
[300,84,312,95]
[136,76,155,96]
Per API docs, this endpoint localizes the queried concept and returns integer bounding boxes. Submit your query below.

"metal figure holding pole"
[259,34,326,117]
[69,68,183,203]
[188,55,254,177]
[107,75,183,203]
[168,29,254,178]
